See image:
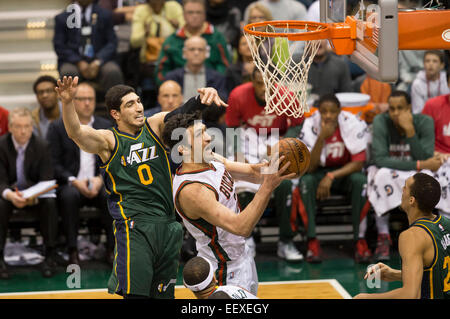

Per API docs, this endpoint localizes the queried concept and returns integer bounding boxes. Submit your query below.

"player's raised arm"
[354,228,425,299]
[177,157,293,237]
[147,87,228,140]
[56,76,113,162]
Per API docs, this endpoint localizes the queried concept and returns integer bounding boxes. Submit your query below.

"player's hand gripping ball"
[270,138,311,179]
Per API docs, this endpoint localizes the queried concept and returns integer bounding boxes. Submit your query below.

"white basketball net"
[244,24,323,118]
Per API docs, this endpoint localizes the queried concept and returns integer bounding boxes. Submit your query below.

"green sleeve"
[406,114,435,160]
[371,114,417,170]
[155,37,174,86]
[213,32,231,74]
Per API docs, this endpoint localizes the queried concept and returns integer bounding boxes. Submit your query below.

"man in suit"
[163,36,228,102]
[53,0,124,95]
[0,107,58,279]
[47,82,114,265]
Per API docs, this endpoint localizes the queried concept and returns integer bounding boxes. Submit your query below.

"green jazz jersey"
[100,120,174,222]
[410,214,450,299]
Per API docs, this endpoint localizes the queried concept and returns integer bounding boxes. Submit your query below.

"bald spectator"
[32,76,61,139]
[144,80,184,117]
[0,106,8,137]
[164,36,227,102]
[155,0,231,84]
[308,39,353,96]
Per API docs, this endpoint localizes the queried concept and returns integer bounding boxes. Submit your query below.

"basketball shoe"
[354,238,372,264]
[374,234,391,261]
[306,238,322,263]
[277,241,303,262]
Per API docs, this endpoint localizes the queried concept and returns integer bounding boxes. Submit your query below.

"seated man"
[0,107,58,279]
[307,40,353,96]
[163,36,228,101]
[297,94,371,263]
[422,92,450,219]
[411,50,449,114]
[144,80,184,117]
[183,256,258,299]
[47,82,114,265]
[155,0,231,83]
[226,68,304,262]
[368,90,445,261]
[53,0,124,95]
[31,76,61,139]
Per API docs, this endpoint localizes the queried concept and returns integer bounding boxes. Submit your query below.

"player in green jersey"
[355,173,450,299]
[55,76,227,299]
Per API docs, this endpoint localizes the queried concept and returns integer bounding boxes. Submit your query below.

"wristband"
[326,172,335,181]
[417,160,420,171]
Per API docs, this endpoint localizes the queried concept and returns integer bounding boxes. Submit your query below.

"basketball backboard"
[320,0,399,82]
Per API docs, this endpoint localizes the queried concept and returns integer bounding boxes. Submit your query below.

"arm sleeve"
[225,90,242,127]
[0,150,10,195]
[163,96,207,122]
[406,115,435,160]
[155,38,173,86]
[129,6,147,49]
[411,81,425,114]
[53,14,82,64]
[95,11,118,63]
[371,115,418,170]
[46,123,72,183]
[213,33,231,74]
[38,141,55,181]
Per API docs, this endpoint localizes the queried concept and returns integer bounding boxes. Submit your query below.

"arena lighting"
[26,19,47,29]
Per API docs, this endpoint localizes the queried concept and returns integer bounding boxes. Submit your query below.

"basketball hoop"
[244,19,359,118]
[243,21,329,118]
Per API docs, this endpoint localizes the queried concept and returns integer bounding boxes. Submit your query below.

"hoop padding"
[244,22,325,118]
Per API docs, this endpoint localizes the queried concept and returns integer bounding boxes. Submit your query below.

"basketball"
[271,138,310,178]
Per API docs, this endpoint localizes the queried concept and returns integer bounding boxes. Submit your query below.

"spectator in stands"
[206,0,241,51]
[53,0,124,96]
[46,83,114,265]
[130,0,184,66]
[0,108,58,279]
[225,34,255,93]
[226,68,304,262]
[130,0,185,109]
[297,94,371,263]
[244,0,307,21]
[164,36,228,102]
[308,40,353,96]
[306,0,320,22]
[422,92,450,219]
[0,106,8,137]
[397,50,425,92]
[368,91,443,261]
[32,76,61,139]
[411,50,449,114]
[155,0,231,85]
[144,80,184,117]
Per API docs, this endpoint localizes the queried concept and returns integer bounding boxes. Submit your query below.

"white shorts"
[206,244,259,295]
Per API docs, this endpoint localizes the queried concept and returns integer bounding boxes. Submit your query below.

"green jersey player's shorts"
[107,217,183,298]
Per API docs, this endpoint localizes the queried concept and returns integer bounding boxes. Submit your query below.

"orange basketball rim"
[243,10,450,55]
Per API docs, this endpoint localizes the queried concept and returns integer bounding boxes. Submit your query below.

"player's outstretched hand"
[261,154,296,190]
[197,87,228,107]
[55,76,79,104]
[363,262,399,282]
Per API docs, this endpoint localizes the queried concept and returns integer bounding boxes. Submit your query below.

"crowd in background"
[0,0,450,279]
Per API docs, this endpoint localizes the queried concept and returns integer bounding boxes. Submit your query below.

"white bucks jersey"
[214,285,259,299]
[173,161,246,263]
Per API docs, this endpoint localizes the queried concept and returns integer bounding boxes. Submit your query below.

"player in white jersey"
[162,112,294,295]
[183,256,258,299]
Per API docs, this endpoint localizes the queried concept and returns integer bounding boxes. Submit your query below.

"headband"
[183,257,214,292]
